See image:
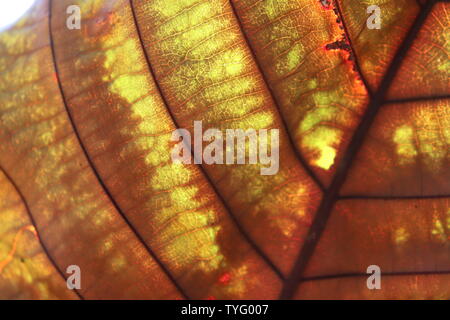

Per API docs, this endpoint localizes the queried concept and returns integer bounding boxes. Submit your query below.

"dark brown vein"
[129,0,285,282]
[385,94,450,105]
[279,0,438,299]
[340,194,450,200]
[302,270,450,283]
[0,166,83,300]
[47,0,189,300]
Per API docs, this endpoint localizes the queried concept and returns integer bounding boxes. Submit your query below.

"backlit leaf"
[0,0,448,299]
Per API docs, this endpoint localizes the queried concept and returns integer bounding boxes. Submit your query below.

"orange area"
[0,225,37,273]
[0,0,448,300]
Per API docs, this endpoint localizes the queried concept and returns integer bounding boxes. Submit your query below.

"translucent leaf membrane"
[0,0,180,299]
[0,0,449,300]
[231,0,367,184]
[342,100,450,196]
[296,274,450,299]
[303,199,450,277]
[132,0,321,275]
[388,2,450,100]
[0,170,77,299]
[296,198,450,299]
[337,0,419,90]
[51,0,280,299]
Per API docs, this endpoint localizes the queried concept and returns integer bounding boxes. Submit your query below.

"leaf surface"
[0,0,449,299]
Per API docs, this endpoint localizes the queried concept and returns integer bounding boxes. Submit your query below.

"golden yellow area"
[301,124,339,170]
[275,42,304,77]
[437,58,449,72]
[431,209,450,243]
[393,125,417,164]
[394,227,409,245]
[393,107,449,169]
[81,0,231,282]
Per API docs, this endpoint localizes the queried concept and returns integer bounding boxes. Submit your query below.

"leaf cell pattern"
[0,0,449,299]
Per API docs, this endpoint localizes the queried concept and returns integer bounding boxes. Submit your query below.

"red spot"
[52,72,58,83]
[218,272,232,285]
[206,295,216,300]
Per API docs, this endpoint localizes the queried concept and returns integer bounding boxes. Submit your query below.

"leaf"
[0,168,77,299]
[0,0,448,299]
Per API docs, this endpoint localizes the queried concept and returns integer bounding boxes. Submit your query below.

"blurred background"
[0,0,36,31]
